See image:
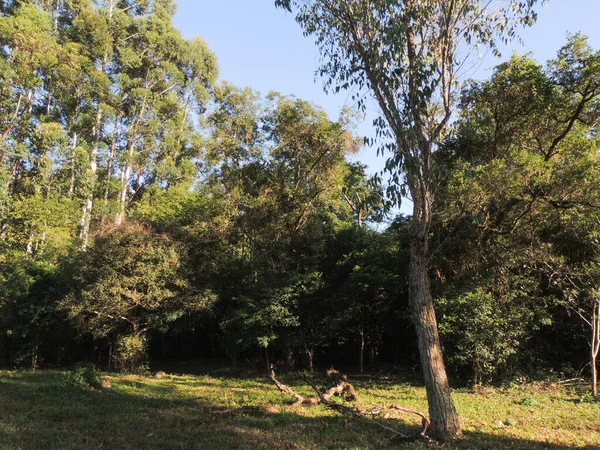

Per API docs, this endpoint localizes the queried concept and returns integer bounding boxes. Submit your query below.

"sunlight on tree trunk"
[592,300,599,397]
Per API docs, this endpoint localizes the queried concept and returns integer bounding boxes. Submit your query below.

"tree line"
[0,0,599,418]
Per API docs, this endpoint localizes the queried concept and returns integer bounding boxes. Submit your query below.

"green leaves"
[433,35,600,383]
[64,222,215,345]
[277,0,543,211]
[438,289,537,383]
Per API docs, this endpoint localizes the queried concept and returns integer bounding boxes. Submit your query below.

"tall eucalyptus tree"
[276,0,541,439]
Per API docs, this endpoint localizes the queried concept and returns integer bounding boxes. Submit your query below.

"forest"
[0,0,599,448]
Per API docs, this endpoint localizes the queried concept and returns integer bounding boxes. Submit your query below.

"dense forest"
[1,0,599,410]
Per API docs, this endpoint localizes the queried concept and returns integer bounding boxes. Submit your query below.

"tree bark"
[408,189,461,441]
[264,345,270,374]
[80,109,102,249]
[306,347,314,372]
[359,328,365,374]
[68,131,78,197]
[115,141,133,225]
[104,118,119,204]
[592,300,599,398]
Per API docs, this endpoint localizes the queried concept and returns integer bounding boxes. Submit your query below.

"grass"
[0,365,598,449]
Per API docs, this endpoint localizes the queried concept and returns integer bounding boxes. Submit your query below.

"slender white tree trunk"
[115,141,134,225]
[68,131,78,197]
[592,300,599,397]
[359,328,365,374]
[80,109,102,249]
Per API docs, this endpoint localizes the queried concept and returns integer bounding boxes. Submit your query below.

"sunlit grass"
[0,368,598,449]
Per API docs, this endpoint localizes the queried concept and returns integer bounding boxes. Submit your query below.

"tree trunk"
[104,118,119,204]
[368,344,376,368]
[408,192,461,441]
[68,131,78,197]
[592,300,599,398]
[306,347,314,372]
[80,109,102,249]
[31,339,39,370]
[359,328,365,374]
[264,345,270,374]
[286,347,294,370]
[107,339,112,371]
[115,141,133,225]
[25,228,35,254]
[593,350,598,398]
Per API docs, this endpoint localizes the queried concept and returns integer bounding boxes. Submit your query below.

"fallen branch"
[303,374,438,445]
[302,374,414,439]
[269,366,438,444]
[323,368,358,401]
[557,378,586,385]
[386,405,430,437]
[269,366,319,406]
[269,366,358,406]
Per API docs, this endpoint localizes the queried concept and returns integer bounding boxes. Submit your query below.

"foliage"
[275,0,540,199]
[2,0,600,404]
[66,364,101,389]
[113,334,149,373]
[63,221,215,371]
[0,256,76,367]
[432,35,600,386]
[438,289,542,384]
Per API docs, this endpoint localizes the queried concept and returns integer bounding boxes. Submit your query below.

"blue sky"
[173,1,600,213]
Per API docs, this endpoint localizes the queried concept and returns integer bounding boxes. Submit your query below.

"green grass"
[0,367,598,449]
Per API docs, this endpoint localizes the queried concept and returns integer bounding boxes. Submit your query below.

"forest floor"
[0,366,598,449]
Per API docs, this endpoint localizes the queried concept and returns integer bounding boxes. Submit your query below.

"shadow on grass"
[0,371,597,450]
[453,432,600,450]
[151,360,428,388]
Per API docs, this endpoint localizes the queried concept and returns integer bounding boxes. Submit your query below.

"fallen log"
[269,366,319,406]
[323,368,358,401]
[268,366,438,445]
[556,378,586,386]
[303,376,439,445]
[303,374,411,438]
[269,365,358,406]
[386,405,430,437]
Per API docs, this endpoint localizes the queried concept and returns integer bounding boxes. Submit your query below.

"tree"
[0,0,218,258]
[434,36,600,392]
[205,89,359,367]
[276,0,540,439]
[341,162,385,229]
[63,221,216,371]
[331,229,403,373]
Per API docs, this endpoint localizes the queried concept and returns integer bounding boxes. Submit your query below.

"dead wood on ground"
[323,368,358,401]
[269,366,319,406]
[268,366,439,445]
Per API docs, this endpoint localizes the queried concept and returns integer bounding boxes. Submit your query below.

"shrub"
[67,365,101,388]
[113,334,148,373]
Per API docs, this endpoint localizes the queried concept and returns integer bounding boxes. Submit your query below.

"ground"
[0,365,598,449]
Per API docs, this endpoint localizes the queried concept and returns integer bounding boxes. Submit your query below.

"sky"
[173,1,600,214]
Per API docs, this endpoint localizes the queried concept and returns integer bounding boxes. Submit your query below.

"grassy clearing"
[0,367,598,449]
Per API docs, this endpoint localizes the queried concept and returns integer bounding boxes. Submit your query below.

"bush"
[113,334,148,373]
[438,289,537,384]
[67,365,101,388]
